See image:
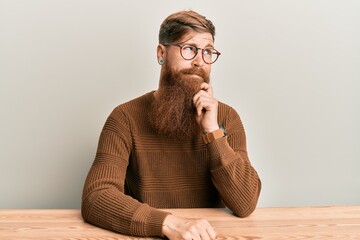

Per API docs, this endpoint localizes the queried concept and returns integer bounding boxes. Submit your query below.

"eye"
[203,48,213,56]
[183,45,196,52]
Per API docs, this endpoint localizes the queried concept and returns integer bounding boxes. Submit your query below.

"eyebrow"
[183,42,214,48]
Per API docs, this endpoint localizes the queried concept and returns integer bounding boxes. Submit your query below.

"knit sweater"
[81,91,261,237]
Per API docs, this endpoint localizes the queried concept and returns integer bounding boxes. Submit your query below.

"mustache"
[179,67,208,81]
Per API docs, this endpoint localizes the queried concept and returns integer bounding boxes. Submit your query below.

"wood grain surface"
[0,206,359,239]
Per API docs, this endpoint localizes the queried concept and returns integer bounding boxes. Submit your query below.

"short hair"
[159,10,215,44]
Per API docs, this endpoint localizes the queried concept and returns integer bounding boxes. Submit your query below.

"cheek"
[169,62,191,74]
[165,49,186,66]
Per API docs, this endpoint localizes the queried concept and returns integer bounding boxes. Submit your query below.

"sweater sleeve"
[208,107,261,217]
[81,107,171,237]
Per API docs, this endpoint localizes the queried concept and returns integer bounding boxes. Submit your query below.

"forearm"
[208,137,261,217]
[82,165,170,237]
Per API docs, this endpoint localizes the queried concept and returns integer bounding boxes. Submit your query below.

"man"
[82,10,261,239]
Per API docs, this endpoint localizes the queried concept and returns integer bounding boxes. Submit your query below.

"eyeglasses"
[163,43,221,64]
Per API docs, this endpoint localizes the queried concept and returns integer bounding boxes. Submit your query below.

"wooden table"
[0,206,359,239]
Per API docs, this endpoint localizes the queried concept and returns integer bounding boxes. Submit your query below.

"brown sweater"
[81,91,261,237]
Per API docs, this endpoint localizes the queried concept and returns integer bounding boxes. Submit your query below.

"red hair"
[159,10,215,44]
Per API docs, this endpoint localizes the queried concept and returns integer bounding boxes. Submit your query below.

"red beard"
[148,63,210,140]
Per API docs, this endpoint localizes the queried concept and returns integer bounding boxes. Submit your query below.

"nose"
[191,51,205,67]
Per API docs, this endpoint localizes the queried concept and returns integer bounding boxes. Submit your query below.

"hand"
[162,215,217,240]
[193,83,219,133]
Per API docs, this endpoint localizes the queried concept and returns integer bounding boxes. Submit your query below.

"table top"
[1,206,359,239]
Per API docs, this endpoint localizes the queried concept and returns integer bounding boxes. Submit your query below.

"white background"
[1,0,359,208]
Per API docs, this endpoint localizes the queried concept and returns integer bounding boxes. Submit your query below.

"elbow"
[234,202,257,218]
[81,193,92,222]
[81,188,104,222]
[234,179,261,218]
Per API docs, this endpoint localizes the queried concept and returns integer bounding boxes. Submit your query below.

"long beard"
[148,63,210,140]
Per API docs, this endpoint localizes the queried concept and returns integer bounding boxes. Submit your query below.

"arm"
[207,107,261,217]
[81,108,170,237]
[193,83,261,217]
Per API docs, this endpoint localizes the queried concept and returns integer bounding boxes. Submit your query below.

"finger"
[195,97,217,113]
[194,99,211,116]
[193,91,209,115]
[193,234,202,240]
[187,221,208,240]
[206,225,217,240]
[200,82,213,96]
[195,220,216,240]
[193,90,210,104]
[193,92,214,106]
[195,103,206,116]
[187,230,201,240]
[199,231,211,240]
[195,100,209,114]
[182,232,196,240]
[197,220,212,240]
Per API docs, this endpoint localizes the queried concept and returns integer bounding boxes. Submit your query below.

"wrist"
[202,126,226,144]
[162,215,176,237]
[202,125,219,134]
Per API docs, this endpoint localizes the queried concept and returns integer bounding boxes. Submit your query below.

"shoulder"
[106,91,154,125]
[218,101,244,132]
[111,91,153,115]
[116,91,153,112]
[218,101,233,113]
[218,101,240,121]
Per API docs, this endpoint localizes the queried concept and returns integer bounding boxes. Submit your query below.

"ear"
[157,44,166,63]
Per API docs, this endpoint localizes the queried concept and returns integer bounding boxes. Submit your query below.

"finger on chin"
[200,83,213,95]
[200,82,209,89]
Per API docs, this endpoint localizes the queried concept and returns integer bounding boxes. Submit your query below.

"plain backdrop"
[1,0,359,209]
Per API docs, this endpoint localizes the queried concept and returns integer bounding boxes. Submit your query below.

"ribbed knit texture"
[81,91,261,237]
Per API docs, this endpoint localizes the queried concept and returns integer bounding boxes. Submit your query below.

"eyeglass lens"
[181,45,218,64]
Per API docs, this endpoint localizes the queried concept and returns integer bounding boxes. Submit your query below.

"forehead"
[178,31,214,46]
